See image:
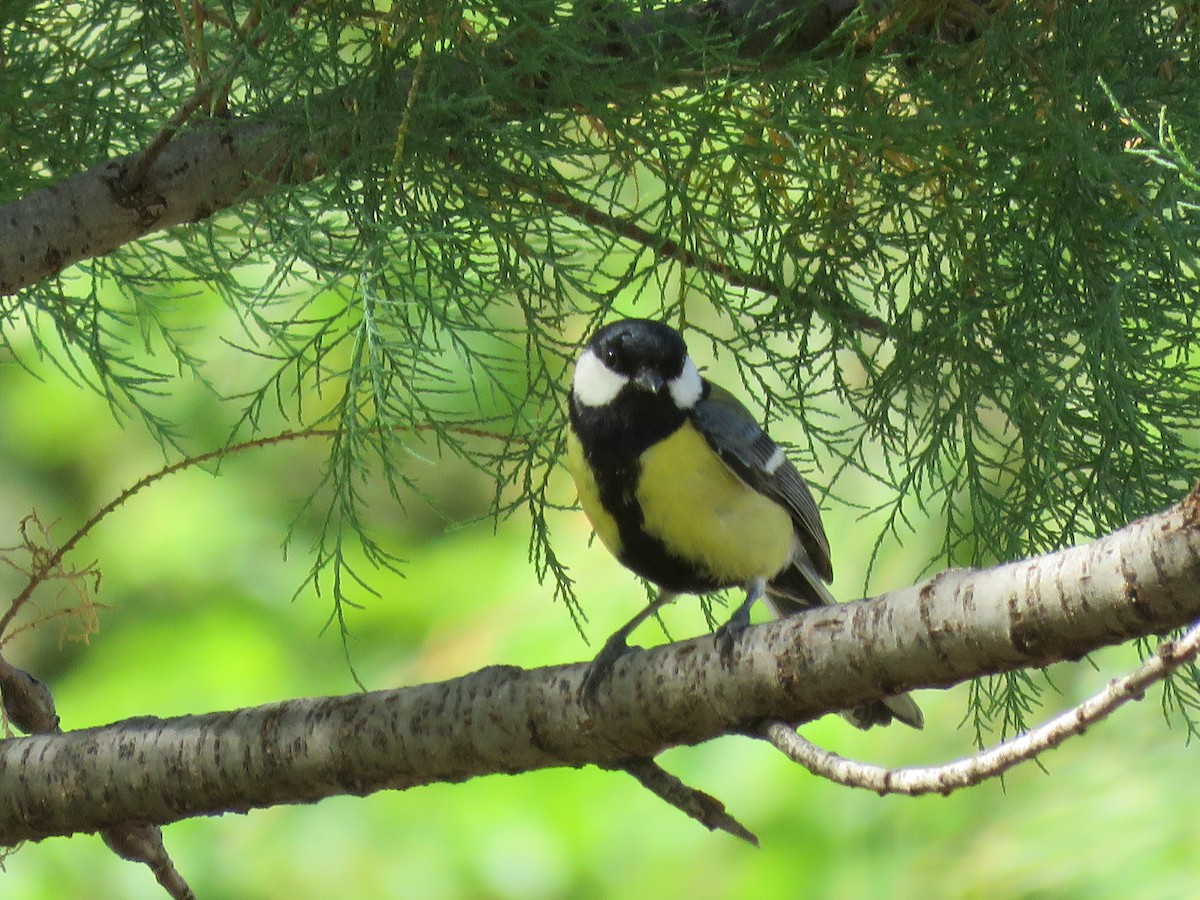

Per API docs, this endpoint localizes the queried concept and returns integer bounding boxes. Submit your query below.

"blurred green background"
[0,280,1196,900]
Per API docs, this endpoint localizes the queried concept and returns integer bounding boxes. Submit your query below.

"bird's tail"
[765,564,924,731]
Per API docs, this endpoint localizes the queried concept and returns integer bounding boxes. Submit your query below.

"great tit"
[566,318,923,729]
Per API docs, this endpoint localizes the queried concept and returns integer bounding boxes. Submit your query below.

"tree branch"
[0,120,319,296]
[510,171,890,336]
[2,484,1198,845]
[761,618,1200,795]
[0,0,990,297]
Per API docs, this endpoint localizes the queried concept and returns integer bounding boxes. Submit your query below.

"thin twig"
[126,0,287,191]
[122,34,258,193]
[171,0,200,80]
[121,88,216,192]
[762,619,1200,796]
[0,424,518,638]
[389,8,441,178]
[1,429,320,636]
[512,173,889,337]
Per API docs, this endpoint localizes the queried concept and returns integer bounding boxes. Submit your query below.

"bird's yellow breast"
[567,421,794,587]
[636,424,793,584]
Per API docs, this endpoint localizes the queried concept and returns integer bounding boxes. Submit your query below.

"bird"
[565,317,923,729]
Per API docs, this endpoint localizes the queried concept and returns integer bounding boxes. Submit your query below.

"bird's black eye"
[601,344,621,369]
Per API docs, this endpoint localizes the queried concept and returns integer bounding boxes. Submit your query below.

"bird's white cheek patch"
[573,349,628,407]
[668,357,703,409]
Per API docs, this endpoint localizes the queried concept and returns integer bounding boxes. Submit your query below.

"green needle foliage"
[2,0,1198,737]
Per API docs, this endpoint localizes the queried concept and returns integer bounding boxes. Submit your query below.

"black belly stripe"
[589,456,732,594]
[570,387,732,594]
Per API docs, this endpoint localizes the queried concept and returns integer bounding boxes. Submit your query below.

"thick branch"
[1,486,1198,845]
[0,0,985,296]
[0,121,318,296]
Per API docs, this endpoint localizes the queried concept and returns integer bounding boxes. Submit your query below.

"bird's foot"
[714,603,753,666]
[579,633,637,711]
[714,580,764,666]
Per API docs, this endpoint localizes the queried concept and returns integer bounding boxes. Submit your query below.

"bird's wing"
[691,381,833,582]
[694,383,924,731]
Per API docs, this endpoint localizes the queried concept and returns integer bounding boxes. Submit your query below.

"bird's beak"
[633,370,664,393]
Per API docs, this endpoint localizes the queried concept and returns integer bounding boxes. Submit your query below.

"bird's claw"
[714,604,752,666]
[579,636,637,711]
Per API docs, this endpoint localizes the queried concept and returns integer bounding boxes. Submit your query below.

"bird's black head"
[569,318,706,467]
[572,318,702,411]
[588,319,687,389]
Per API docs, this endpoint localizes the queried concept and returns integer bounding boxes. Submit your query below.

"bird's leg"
[715,577,766,664]
[580,589,678,708]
